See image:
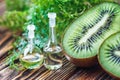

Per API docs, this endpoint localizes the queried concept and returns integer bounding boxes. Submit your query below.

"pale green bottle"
[20,24,44,69]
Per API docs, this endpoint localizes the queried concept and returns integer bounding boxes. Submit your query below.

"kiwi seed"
[98,32,120,79]
[63,2,120,67]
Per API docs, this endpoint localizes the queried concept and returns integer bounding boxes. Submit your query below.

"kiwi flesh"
[98,32,120,79]
[63,2,120,67]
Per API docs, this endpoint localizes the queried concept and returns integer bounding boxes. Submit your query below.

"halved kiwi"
[63,2,120,67]
[98,32,120,79]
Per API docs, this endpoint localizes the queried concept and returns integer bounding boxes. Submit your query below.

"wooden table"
[0,28,115,80]
[0,1,115,80]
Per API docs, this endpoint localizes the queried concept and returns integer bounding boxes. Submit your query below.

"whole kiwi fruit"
[98,32,120,79]
[62,2,120,67]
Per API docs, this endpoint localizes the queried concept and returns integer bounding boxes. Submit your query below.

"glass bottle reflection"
[43,13,63,70]
[20,24,44,69]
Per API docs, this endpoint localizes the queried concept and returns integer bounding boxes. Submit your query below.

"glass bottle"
[20,24,44,69]
[43,12,63,70]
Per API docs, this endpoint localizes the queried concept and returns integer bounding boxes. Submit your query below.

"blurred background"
[0,0,119,40]
[0,0,119,32]
[0,0,120,62]
[0,0,119,55]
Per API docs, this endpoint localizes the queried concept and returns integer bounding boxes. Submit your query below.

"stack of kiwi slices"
[63,2,120,67]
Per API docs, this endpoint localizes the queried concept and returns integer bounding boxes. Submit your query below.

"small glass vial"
[43,12,63,70]
[20,25,44,69]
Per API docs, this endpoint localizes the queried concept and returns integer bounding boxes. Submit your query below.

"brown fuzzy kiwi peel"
[62,2,120,67]
[63,50,98,67]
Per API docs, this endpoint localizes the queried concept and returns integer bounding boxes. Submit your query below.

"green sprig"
[5,0,31,11]
[0,11,27,31]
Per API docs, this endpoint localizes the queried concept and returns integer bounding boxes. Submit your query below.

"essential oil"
[20,25,44,69]
[43,13,63,70]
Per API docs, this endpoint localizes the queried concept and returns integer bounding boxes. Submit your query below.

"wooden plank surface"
[0,28,115,80]
[0,0,116,80]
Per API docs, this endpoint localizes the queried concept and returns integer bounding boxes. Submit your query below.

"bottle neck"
[49,26,57,44]
[28,38,34,53]
[28,38,34,45]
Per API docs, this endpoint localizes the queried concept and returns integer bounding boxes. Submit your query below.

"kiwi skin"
[98,55,120,80]
[98,64,119,80]
[62,50,98,67]
[62,9,98,67]
[62,2,120,67]
[98,32,120,79]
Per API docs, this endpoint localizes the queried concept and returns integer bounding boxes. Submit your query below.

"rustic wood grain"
[0,27,115,80]
[0,32,13,58]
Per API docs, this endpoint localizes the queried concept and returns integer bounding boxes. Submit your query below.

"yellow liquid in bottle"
[20,53,44,69]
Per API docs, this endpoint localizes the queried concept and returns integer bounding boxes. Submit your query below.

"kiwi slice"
[98,32,120,79]
[63,2,120,67]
